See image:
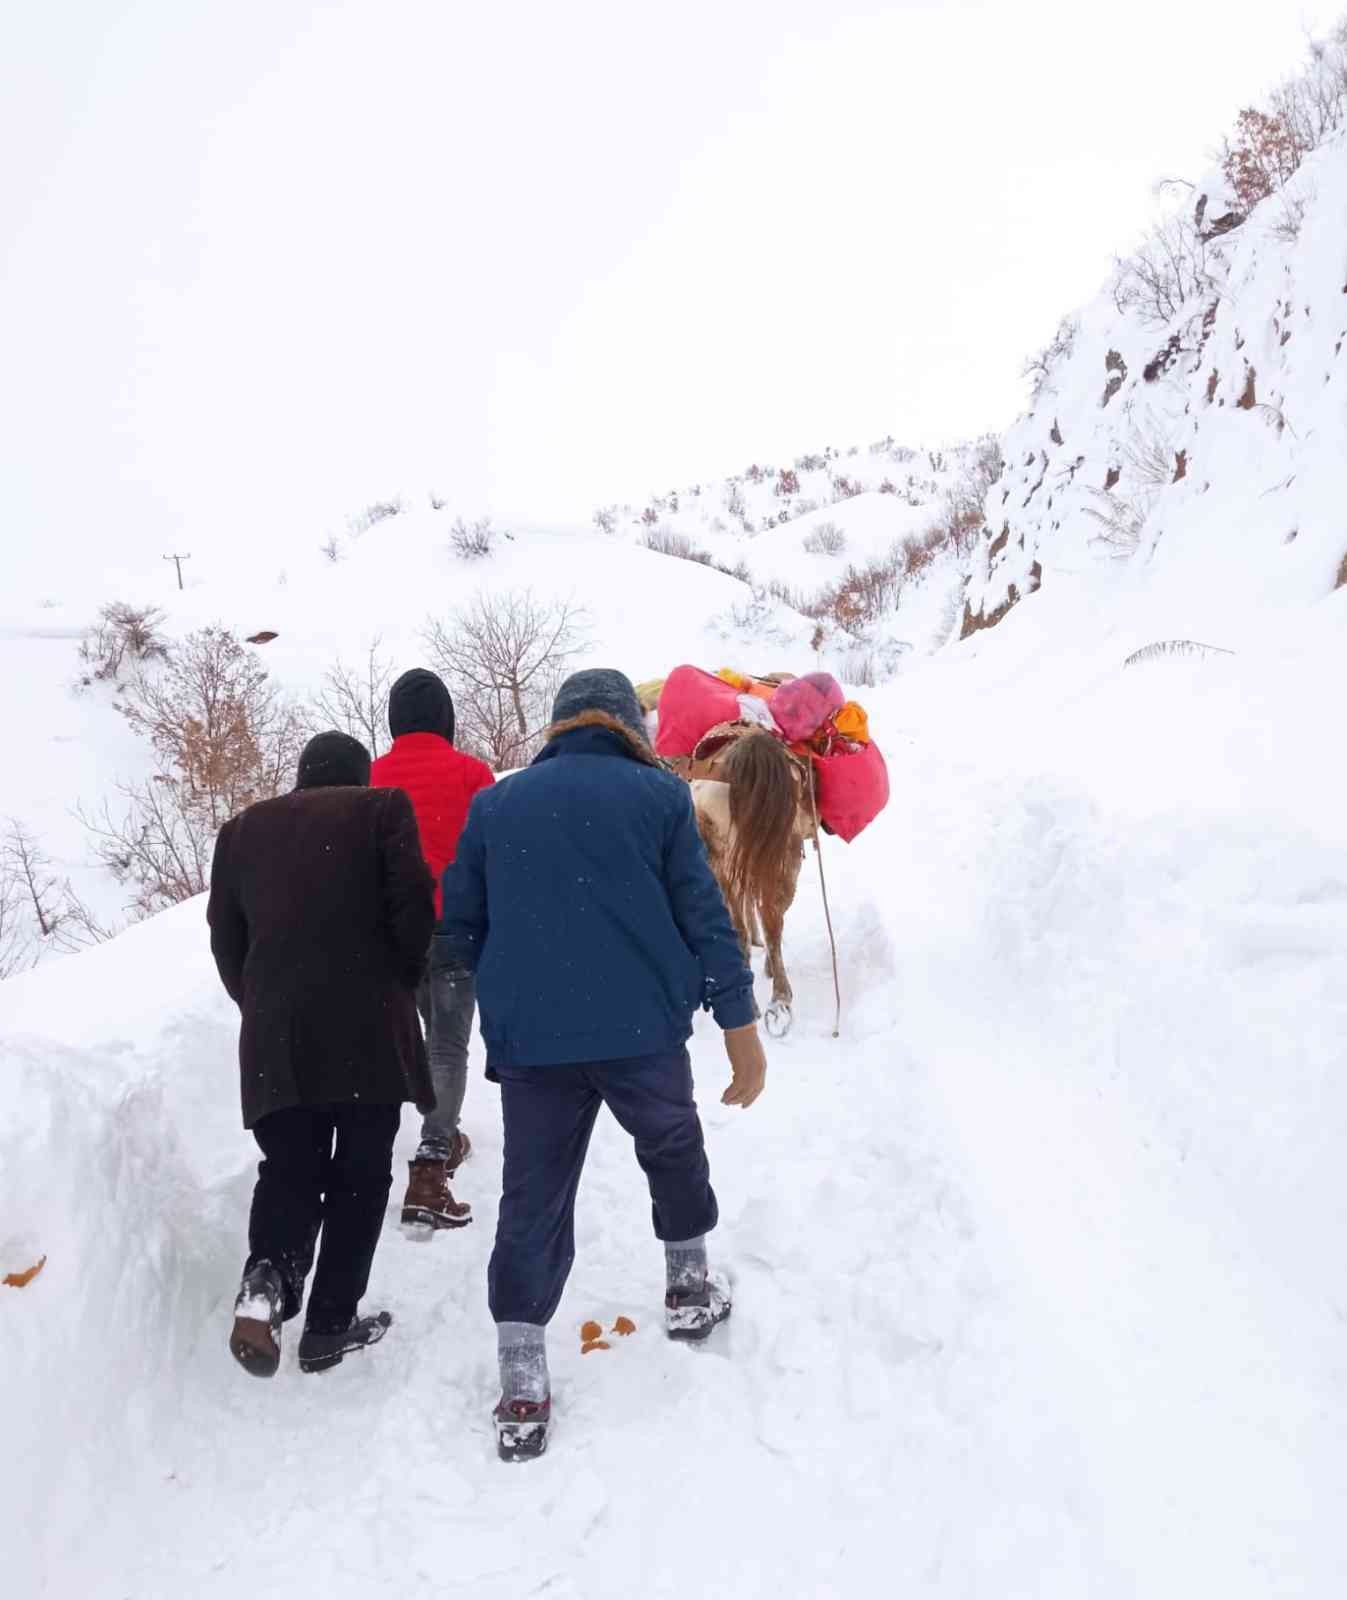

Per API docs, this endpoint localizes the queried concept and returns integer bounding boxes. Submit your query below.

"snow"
[3,93,1347,1600]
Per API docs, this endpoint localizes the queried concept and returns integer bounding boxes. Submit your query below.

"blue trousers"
[488,1048,718,1326]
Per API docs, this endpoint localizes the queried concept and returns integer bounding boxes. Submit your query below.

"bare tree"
[319,534,344,564]
[82,625,307,915]
[0,851,26,978]
[422,591,588,769]
[78,602,169,685]
[1111,214,1212,326]
[310,638,395,756]
[0,820,116,968]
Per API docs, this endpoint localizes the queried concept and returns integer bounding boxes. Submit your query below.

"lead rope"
[806,768,842,1039]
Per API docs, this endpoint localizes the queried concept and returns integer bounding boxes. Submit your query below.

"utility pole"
[163,553,191,590]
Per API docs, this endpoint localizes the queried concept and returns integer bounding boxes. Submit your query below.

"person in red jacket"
[371,669,495,1230]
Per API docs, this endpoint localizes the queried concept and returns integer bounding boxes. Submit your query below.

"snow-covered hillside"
[965,132,1347,642]
[4,39,1347,1600]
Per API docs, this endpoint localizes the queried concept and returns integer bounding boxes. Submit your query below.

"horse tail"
[721,732,799,915]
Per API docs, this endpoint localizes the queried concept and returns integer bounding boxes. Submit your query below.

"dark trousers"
[246,1102,400,1334]
[488,1048,718,1326]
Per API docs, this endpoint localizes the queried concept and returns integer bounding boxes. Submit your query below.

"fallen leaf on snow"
[580,1339,611,1354]
[580,1320,602,1343]
[3,1256,46,1289]
[612,1316,636,1336]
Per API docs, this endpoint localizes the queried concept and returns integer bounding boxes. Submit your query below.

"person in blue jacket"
[437,667,768,1461]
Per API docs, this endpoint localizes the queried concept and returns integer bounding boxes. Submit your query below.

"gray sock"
[497,1321,549,1403]
[665,1236,708,1295]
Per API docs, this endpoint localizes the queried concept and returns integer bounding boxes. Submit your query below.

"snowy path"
[4,641,1346,1597]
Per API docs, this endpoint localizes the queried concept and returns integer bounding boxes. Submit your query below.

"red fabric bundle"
[655,666,744,758]
[813,740,889,843]
[770,672,845,743]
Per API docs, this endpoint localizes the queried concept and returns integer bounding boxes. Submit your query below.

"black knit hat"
[551,668,648,743]
[296,730,372,790]
[388,668,455,742]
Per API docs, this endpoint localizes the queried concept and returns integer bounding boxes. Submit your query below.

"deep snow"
[3,558,1345,1593]
[4,81,1347,1600]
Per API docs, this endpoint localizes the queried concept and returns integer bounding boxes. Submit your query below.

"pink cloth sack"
[770,673,845,743]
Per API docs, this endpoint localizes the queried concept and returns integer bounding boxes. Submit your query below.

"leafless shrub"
[1271,183,1313,243]
[1123,640,1235,667]
[1111,213,1212,326]
[643,527,713,565]
[319,535,344,564]
[311,638,396,756]
[349,498,405,535]
[429,490,447,511]
[78,602,169,685]
[0,820,117,972]
[933,434,1004,555]
[712,557,753,584]
[422,591,588,769]
[451,516,496,560]
[1083,489,1151,557]
[82,625,307,915]
[1021,315,1081,399]
[723,482,747,520]
[592,506,619,536]
[802,522,847,556]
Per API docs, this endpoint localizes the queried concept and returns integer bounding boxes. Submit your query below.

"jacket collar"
[534,710,660,769]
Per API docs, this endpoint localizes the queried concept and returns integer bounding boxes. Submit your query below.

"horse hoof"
[764,1001,793,1039]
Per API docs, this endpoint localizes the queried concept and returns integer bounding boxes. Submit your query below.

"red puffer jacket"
[371,734,495,916]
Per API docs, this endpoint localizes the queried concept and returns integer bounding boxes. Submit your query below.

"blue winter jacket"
[436,719,756,1070]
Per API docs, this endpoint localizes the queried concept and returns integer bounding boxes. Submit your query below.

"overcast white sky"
[2,0,1341,584]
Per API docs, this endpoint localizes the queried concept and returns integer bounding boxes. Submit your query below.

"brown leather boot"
[401,1156,472,1231]
[445,1128,472,1176]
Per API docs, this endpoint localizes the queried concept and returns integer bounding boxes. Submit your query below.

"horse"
[682,724,816,1037]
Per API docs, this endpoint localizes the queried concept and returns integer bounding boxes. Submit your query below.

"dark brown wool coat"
[207,786,436,1128]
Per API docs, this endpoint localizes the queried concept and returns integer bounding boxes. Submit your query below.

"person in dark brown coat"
[207,730,436,1378]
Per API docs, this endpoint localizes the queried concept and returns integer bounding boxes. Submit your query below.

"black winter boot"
[230,1262,285,1378]
[298,1310,393,1374]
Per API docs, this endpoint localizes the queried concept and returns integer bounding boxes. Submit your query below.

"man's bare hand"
[721,1024,767,1108]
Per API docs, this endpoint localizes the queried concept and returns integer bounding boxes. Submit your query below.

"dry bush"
[78,602,168,685]
[1220,26,1347,208]
[1021,315,1081,399]
[592,506,618,536]
[422,591,588,769]
[802,522,847,557]
[349,498,405,535]
[82,626,307,915]
[1335,550,1347,591]
[935,434,1004,555]
[451,516,496,560]
[1111,213,1212,326]
[643,527,713,565]
[311,638,395,756]
[1083,489,1151,557]
[319,535,344,564]
[1123,639,1235,667]
[1222,106,1305,208]
[805,549,903,635]
[1,819,115,973]
[712,557,753,584]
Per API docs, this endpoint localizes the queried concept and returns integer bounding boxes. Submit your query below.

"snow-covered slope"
[965,133,1347,641]
[4,595,1344,1594]
[4,53,1347,1600]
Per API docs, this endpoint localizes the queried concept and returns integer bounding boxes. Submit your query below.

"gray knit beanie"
[551,668,648,743]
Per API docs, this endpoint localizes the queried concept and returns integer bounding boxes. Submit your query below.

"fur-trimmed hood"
[541,709,663,768]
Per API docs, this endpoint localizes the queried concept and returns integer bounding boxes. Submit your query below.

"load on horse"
[637,665,889,1036]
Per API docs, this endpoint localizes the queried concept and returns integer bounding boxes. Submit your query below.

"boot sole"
[230,1316,280,1378]
[496,1422,549,1462]
[401,1206,472,1231]
[299,1313,392,1374]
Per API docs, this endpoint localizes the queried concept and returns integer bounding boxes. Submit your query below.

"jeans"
[487,1048,718,1326]
[245,1102,400,1334]
[414,936,476,1155]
